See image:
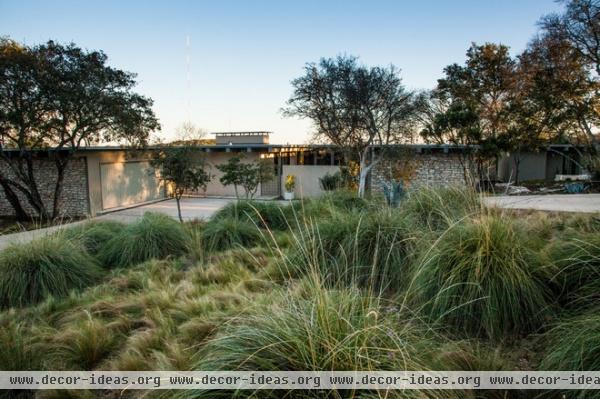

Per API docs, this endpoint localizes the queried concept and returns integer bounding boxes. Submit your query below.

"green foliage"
[217,156,274,199]
[319,189,369,212]
[151,146,211,221]
[546,230,600,308]
[290,209,412,291]
[382,179,405,207]
[0,321,38,398]
[98,212,190,268]
[62,220,125,257]
[151,146,211,194]
[283,55,419,198]
[49,315,123,370]
[0,39,159,220]
[193,284,436,374]
[408,214,552,340]
[202,216,263,252]
[0,235,102,309]
[401,186,480,231]
[318,171,342,191]
[212,201,291,231]
[0,321,40,371]
[284,174,295,192]
[541,310,600,372]
[541,309,600,399]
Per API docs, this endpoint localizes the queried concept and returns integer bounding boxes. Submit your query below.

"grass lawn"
[1,187,599,398]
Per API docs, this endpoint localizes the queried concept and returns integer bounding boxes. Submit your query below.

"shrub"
[212,201,291,231]
[98,213,190,268]
[320,189,369,212]
[408,214,552,341]
[202,216,263,252]
[319,171,343,191]
[401,186,480,231]
[546,230,600,308]
[0,235,103,308]
[62,220,125,257]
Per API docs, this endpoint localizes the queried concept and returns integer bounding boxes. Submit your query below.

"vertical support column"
[277,151,283,198]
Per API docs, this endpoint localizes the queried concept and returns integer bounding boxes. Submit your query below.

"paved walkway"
[0,198,234,250]
[2,195,599,250]
[484,193,600,213]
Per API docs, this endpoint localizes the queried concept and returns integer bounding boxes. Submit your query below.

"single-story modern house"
[0,132,586,218]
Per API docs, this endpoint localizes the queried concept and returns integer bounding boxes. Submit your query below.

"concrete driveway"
[98,197,234,223]
[484,193,600,213]
[0,197,233,250]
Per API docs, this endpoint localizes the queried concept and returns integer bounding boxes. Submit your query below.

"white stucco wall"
[282,165,340,199]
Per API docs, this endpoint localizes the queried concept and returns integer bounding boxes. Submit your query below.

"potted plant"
[284,174,296,200]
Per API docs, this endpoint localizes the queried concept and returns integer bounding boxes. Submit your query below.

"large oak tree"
[284,56,419,197]
[0,39,159,220]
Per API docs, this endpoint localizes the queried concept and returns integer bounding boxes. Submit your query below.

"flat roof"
[0,143,584,153]
[213,131,271,137]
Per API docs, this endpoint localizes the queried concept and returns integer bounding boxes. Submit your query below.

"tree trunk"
[51,159,68,220]
[357,151,379,198]
[24,155,50,221]
[176,196,183,223]
[357,161,369,198]
[0,178,29,221]
[513,153,521,185]
[0,155,48,220]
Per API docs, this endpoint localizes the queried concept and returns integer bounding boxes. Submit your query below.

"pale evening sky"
[1,0,564,144]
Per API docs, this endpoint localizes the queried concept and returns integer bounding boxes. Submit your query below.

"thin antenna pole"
[186,34,191,123]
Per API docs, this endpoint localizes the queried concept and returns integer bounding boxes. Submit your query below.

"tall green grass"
[212,201,292,231]
[0,235,103,309]
[179,278,441,398]
[541,309,600,399]
[546,230,600,308]
[62,220,125,257]
[98,213,190,268]
[408,213,553,341]
[401,186,480,231]
[287,209,414,292]
[541,310,600,372]
[202,216,263,252]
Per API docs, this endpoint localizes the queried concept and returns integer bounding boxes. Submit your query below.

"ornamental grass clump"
[289,209,414,292]
[202,216,263,252]
[546,230,600,308]
[62,220,125,257]
[541,310,600,373]
[193,283,436,374]
[0,235,103,309]
[98,212,189,268]
[408,214,552,341]
[401,186,480,231]
[212,201,292,231]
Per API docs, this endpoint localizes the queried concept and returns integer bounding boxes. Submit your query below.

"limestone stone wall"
[0,157,89,218]
[371,152,472,191]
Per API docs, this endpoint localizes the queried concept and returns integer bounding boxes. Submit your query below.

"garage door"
[100,161,165,210]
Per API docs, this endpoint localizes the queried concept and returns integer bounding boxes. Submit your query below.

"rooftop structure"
[213,131,271,145]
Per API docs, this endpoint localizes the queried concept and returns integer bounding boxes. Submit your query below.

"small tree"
[151,146,211,222]
[217,156,274,199]
[217,155,245,199]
